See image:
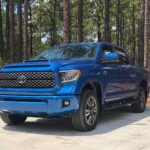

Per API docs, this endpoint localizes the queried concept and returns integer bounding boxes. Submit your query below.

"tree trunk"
[121,14,125,48]
[51,0,57,45]
[0,0,4,62]
[63,0,71,43]
[139,0,145,67]
[120,15,124,47]
[6,1,10,61]
[24,0,29,60]
[9,0,15,63]
[29,1,33,57]
[97,22,102,42]
[78,0,83,42]
[96,0,102,42]
[132,0,136,63]
[104,0,111,42]
[137,21,140,65]
[144,0,149,68]
[116,0,120,45]
[17,0,23,62]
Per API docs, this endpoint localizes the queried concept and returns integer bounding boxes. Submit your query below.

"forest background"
[0,0,149,69]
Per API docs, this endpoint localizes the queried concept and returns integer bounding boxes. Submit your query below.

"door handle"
[103,71,108,75]
[130,74,136,78]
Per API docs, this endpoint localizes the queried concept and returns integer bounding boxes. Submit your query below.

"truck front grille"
[0,72,56,88]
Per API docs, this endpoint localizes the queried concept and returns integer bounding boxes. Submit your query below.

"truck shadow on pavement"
[3,106,150,136]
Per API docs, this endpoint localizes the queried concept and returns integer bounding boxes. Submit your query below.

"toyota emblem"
[17,75,27,84]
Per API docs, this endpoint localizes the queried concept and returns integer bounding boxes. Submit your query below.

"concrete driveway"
[0,103,150,150]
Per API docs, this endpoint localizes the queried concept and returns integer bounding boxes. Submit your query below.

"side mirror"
[101,52,121,63]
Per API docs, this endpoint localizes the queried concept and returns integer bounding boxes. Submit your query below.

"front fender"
[57,77,103,96]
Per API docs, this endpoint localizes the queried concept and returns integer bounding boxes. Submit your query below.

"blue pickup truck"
[0,42,149,131]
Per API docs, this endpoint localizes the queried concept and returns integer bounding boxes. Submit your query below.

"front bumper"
[0,95,79,116]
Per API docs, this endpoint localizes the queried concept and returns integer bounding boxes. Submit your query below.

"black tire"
[71,89,100,131]
[131,87,147,113]
[0,113,27,125]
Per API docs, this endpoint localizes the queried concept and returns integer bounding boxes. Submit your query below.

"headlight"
[59,70,81,83]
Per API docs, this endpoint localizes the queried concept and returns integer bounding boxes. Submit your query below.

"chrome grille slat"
[0,72,55,88]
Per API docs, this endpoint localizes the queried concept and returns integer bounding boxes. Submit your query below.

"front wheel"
[71,90,100,131]
[131,87,147,113]
[0,113,27,125]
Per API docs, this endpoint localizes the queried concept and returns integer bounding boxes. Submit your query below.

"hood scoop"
[25,59,49,63]
[3,61,51,69]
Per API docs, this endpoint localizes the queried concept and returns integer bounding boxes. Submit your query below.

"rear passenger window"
[114,47,129,65]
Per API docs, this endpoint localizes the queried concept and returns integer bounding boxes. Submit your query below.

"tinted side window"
[114,47,129,64]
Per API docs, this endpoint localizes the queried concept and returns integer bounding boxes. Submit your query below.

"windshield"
[33,43,98,61]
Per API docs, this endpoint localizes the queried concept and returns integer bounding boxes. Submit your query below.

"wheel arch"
[139,80,148,98]
[81,82,103,108]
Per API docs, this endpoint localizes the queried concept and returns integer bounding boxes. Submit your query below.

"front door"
[100,44,122,102]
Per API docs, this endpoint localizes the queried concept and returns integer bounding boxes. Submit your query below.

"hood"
[1,59,96,72]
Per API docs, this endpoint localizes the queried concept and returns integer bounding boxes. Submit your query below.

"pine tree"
[132,0,136,63]
[63,0,71,43]
[139,0,145,67]
[17,0,23,62]
[24,0,29,60]
[5,0,10,61]
[144,0,149,68]
[104,0,111,42]
[9,0,15,63]
[77,0,83,42]
[0,0,4,62]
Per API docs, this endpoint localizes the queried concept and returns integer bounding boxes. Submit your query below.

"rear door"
[113,47,137,98]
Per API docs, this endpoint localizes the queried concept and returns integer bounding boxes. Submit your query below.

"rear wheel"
[131,87,147,113]
[71,90,100,131]
[0,113,27,125]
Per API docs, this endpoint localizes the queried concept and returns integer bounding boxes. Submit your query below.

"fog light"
[62,100,70,107]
